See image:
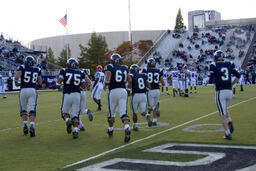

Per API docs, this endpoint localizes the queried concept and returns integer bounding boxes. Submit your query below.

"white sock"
[108,127,113,131]
[145,113,149,118]
[73,127,78,132]
[133,123,138,127]
[85,109,88,114]
[225,129,231,135]
[124,124,130,130]
[227,117,232,122]
[79,121,84,127]
[153,118,157,122]
[23,121,28,125]
[65,118,69,122]
[30,122,35,127]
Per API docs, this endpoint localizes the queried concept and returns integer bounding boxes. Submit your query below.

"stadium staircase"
[241,31,256,69]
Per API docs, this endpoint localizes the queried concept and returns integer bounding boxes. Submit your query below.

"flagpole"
[128,0,132,44]
[66,9,69,60]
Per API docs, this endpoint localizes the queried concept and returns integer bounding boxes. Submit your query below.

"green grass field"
[0,85,255,171]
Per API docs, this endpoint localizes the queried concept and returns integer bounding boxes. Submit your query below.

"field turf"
[0,85,255,170]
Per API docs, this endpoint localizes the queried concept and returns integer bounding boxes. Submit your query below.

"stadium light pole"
[66,9,69,60]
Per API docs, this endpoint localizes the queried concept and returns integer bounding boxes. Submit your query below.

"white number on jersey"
[138,78,145,89]
[116,70,127,82]
[147,72,159,83]
[24,71,38,83]
[221,67,229,81]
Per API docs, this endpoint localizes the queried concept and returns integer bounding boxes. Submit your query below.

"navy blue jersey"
[130,73,148,94]
[209,62,240,91]
[105,64,128,90]
[142,68,163,89]
[18,65,41,89]
[59,68,85,94]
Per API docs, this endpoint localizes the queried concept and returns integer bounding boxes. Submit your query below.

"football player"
[143,58,165,126]
[79,68,93,131]
[177,65,184,96]
[189,67,198,94]
[0,75,7,99]
[182,65,190,97]
[57,58,86,139]
[14,56,42,137]
[170,66,179,97]
[208,50,240,140]
[237,67,245,91]
[161,68,170,95]
[104,53,132,143]
[91,65,105,111]
[127,64,152,131]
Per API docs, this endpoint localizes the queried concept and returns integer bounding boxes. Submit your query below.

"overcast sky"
[0,0,255,44]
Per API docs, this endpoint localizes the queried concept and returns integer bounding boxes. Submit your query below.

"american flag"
[59,14,67,27]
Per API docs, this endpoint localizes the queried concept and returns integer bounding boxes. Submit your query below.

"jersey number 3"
[221,67,229,81]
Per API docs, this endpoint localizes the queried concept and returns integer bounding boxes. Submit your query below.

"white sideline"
[62,96,256,169]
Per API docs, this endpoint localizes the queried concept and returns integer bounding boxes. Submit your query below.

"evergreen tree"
[57,46,71,68]
[46,47,56,64]
[78,32,108,71]
[174,8,186,31]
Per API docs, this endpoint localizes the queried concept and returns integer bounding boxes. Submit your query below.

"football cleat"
[29,126,35,137]
[107,128,113,137]
[146,115,153,127]
[66,119,73,134]
[23,124,28,135]
[80,126,85,131]
[124,128,131,143]
[87,109,93,121]
[224,134,232,140]
[73,131,79,139]
[133,125,138,131]
[228,122,234,133]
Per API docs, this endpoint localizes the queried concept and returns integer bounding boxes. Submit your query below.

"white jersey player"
[189,67,198,93]
[0,75,6,98]
[161,68,170,95]
[91,65,105,111]
[170,67,179,97]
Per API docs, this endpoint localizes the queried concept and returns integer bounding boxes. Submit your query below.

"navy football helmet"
[110,53,122,65]
[24,56,35,67]
[129,64,139,74]
[67,58,79,69]
[214,50,225,61]
[147,58,156,67]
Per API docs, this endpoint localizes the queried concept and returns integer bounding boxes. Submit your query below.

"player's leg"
[19,89,29,135]
[96,85,103,110]
[70,93,81,138]
[152,90,160,125]
[216,90,232,140]
[184,80,189,97]
[190,81,193,93]
[27,88,37,137]
[1,85,6,98]
[130,94,138,131]
[118,89,131,142]
[107,90,117,136]
[61,94,73,134]
[139,93,152,127]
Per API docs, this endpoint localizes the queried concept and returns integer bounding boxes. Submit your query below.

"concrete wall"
[30,30,164,59]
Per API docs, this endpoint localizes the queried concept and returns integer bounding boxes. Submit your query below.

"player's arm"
[146,80,151,89]
[208,63,215,84]
[126,74,132,95]
[231,68,240,86]
[37,76,43,86]
[104,70,111,86]
[14,71,22,86]
[160,76,165,87]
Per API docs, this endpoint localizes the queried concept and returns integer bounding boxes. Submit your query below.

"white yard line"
[62,96,256,169]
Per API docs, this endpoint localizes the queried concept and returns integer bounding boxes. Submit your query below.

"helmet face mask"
[129,64,139,74]
[24,56,35,67]
[147,58,156,68]
[67,58,79,69]
[214,50,225,62]
[110,53,122,65]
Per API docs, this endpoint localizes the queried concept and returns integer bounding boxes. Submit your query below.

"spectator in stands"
[0,75,7,98]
